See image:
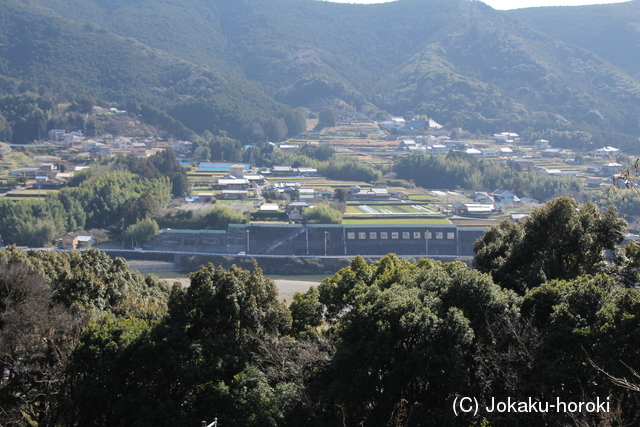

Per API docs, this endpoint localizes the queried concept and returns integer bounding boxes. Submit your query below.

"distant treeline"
[394,151,584,201]
[0,150,187,247]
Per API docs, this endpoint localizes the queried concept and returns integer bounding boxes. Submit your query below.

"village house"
[586,177,606,187]
[379,117,406,132]
[271,182,301,195]
[131,142,148,156]
[298,188,316,200]
[220,189,249,200]
[389,190,408,199]
[491,189,520,204]
[229,164,246,178]
[499,147,515,156]
[595,146,620,158]
[113,137,132,150]
[216,177,250,190]
[426,144,448,155]
[244,173,266,185]
[470,191,495,204]
[451,202,495,217]
[297,167,319,177]
[259,203,280,213]
[446,140,471,150]
[172,140,193,154]
[318,189,335,200]
[81,139,100,152]
[601,162,622,176]
[48,129,66,142]
[270,166,318,177]
[533,139,550,150]
[481,149,500,158]
[286,201,311,220]
[398,139,418,151]
[271,166,294,176]
[41,163,58,178]
[494,132,520,143]
[60,233,96,250]
[348,187,391,200]
[62,132,84,147]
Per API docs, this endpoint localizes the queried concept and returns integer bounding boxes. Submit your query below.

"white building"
[595,146,620,157]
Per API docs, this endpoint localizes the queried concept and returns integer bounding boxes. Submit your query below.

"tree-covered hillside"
[4,0,640,141]
[507,1,640,80]
[0,0,301,142]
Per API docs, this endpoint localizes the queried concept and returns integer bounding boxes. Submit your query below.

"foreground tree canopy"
[1,196,639,426]
[473,196,627,293]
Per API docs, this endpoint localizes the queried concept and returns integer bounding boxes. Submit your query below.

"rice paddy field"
[2,189,58,200]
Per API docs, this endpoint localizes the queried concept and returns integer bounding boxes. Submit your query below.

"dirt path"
[273,279,319,302]
[126,261,321,301]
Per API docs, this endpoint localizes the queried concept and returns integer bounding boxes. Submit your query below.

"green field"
[343,218,451,225]
[2,189,59,199]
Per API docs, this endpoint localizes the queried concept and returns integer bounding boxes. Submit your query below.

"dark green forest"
[393,151,585,201]
[0,150,187,247]
[1,196,640,426]
[1,0,640,144]
[0,0,304,144]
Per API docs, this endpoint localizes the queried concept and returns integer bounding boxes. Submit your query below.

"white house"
[534,139,550,149]
[427,144,448,155]
[451,202,495,217]
[379,117,406,131]
[595,146,620,157]
[491,189,520,204]
[481,149,500,158]
[494,132,520,143]
[217,177,249,189]
[172,140,193,154]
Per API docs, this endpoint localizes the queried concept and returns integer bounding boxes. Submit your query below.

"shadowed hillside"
[3,0,640,141]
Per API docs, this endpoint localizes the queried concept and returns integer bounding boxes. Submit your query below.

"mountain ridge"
[4,0,640,142]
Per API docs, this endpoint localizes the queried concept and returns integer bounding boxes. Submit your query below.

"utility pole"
[343,227,347,255]
[425,229,429,256]
[324,231,328,256]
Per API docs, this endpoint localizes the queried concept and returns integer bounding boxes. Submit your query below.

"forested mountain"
[0,0,297,142]
[507,1,640,80]
[4,0,640,141]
